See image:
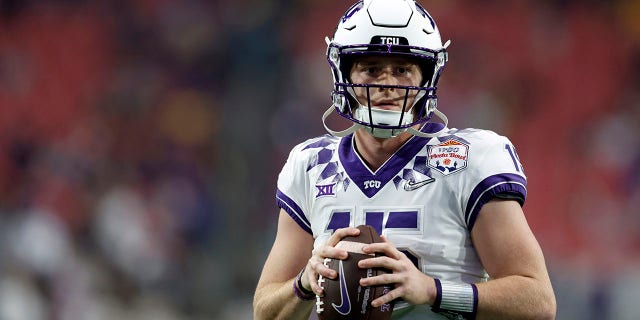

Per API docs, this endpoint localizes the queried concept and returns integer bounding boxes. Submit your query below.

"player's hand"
[357,235,437,307]
[301,227,361,296]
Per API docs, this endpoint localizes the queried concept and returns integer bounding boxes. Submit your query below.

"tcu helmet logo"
[372,35,408,46]
[379,36,400,45]
[363,180,381,189]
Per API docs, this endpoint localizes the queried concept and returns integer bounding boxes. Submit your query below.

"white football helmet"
[322,0,450,138]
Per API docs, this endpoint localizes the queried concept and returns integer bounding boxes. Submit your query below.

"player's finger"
[308,256,338,295]
[371,287,402,308]
[362,242,402,259]
[305,265,324,295]
[311,256,338,280]
[359,271,397,287]
[313,245,349,260]
[326,227,360,246]
[358,255,398,270]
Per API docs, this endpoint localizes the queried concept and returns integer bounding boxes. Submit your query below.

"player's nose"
[376,67,399,90]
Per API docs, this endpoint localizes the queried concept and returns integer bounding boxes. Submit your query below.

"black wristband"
[293,268,315,300]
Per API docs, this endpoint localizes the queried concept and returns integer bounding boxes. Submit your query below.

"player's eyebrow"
[353,59,379,66]
[355,57,418,66]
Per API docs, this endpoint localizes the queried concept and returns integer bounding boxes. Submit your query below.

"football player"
[254,0,556,319]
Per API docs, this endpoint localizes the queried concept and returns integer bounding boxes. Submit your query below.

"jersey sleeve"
[461,133,527,231]
[276,143,313,234]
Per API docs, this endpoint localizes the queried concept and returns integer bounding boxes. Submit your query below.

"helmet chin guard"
[323,0,451,139]
[322,102,448,139]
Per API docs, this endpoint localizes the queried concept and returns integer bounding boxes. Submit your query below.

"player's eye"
[397,64,418,76]
[366,66,379,74]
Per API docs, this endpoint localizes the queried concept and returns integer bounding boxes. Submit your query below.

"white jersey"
[276,124,527,319]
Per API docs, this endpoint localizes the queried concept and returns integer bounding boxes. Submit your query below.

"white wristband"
[432,279,478,319]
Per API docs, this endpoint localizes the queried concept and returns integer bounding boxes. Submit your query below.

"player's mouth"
[371,100,402,111]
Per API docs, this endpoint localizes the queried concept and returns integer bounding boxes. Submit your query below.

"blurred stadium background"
[0,0,639,319]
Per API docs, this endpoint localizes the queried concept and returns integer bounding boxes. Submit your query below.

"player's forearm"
[253,279,314,320]
[475,275,556,320]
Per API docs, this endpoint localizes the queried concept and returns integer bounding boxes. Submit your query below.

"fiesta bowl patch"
[427,139,469,175]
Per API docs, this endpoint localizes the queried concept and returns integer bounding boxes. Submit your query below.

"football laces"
[316,258,332,313]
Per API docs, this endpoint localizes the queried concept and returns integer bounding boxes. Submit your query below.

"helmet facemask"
[322,0,450,139]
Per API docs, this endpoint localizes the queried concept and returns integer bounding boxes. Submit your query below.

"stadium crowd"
[0,0,638,319]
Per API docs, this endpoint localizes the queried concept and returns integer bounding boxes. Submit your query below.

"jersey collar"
[339,123,445,198]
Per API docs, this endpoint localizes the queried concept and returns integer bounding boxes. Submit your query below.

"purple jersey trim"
[276,189,312,234]
[433,278,443,310]
[338,123,444,198]
[471,283,479,319]
[465,173,527,231]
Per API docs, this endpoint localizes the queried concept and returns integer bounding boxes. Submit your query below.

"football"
[316,225,395,320]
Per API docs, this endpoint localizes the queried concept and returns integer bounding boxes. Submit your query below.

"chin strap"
[322,104,362,137]
[322,105,449,138]
[406,108,448,138]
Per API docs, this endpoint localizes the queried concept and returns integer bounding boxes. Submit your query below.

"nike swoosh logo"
[331,260,351,315]
[403,178,436,191]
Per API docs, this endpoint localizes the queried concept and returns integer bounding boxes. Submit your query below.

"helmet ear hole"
[339,55,355,83]
[346,95,360,113]
[418,59,436,87]
[413,96,428,118]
